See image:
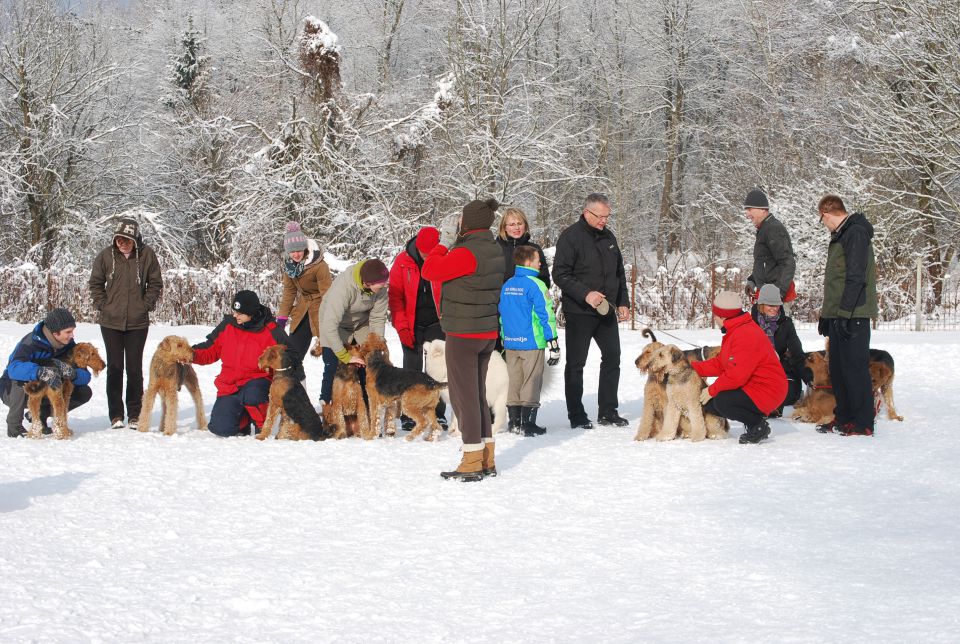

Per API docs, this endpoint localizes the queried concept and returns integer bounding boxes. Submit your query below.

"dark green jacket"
[89,243,163,331]
[748,214,796,299]
[439,231,504,335]
[820,212,877,319]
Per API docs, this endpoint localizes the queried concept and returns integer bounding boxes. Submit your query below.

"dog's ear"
[669,346,683,362]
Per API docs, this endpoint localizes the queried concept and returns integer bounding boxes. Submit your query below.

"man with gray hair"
[552,193,630,429]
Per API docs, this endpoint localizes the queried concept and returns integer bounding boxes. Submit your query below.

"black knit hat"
[232,290,261,316]
[461,198,499,232]
[44,308,77,333]
[743,189,769,210]
[359,259,389,286]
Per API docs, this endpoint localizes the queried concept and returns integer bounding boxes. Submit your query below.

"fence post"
[915,257,923,332]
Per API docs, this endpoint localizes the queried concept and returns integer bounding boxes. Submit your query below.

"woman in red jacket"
[691,290,787,444]
[192,290,289,437]
[388,226,446,432]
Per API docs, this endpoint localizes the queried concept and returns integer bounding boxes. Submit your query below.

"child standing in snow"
[498,245,560,436]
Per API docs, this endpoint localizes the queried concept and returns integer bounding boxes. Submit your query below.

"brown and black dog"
[25,342,105,439]
[361,334,447,441]
[138,336,207,435]
[795,345,903,424]
[257,344,331,441]
[324,343,370,439]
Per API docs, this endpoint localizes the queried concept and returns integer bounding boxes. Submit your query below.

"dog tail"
[642,328,658,343]
[23,381,48,395]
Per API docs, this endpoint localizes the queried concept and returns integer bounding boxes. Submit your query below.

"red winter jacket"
[388,242,441,348]
[691,312,787,414]
[192,307,287,397]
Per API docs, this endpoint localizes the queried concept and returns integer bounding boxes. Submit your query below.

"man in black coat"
[743,189,796,310]
[552,193,630,429]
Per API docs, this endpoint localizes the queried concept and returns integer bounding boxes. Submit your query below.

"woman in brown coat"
[276,222,333,365]
[89,217,163,429]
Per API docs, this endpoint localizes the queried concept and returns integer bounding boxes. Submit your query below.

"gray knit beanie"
[757,284,783,306]
[283,222,308,253]
[44,308,77,333]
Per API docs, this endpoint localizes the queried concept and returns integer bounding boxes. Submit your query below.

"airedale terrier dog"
[643,343,729,442]
[138,335,207,435]
[324,343,370,439]
[633,329,726,441]
[361,334,446,441]
[25,342,105,440]
[257,344,331,441]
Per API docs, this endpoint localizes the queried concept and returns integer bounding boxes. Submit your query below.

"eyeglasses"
[585,208,611,221]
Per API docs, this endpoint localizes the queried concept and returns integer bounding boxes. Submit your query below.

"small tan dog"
[641,343,728,442]
[634,330,726,441]
[324,343,370,439]
[138,336,207,435]
[25,342,105,439]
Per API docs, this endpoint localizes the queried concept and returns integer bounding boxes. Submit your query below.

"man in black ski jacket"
[552,193,630,429]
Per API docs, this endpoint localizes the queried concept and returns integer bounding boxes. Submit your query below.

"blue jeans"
[208,378,271,437]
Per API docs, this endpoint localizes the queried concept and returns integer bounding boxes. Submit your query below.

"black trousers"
[400,323,446,419]
[705,389,764,428]
[829,318,874,429]
[286,319,313,366]
[563,313,621,421]
[101,326,149,422]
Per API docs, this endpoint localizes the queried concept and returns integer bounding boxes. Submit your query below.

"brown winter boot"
[440,448,484,482]
[481,441,497,477]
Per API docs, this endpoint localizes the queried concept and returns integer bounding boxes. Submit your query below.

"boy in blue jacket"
[499,246,560,436]
[1,308,93,437]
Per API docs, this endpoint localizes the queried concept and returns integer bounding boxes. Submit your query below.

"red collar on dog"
[812,385,832,390]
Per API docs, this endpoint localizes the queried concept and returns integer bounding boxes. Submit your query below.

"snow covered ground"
[2,320,959,643]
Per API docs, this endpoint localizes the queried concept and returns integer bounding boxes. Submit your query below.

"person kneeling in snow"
[1,308,93,437]
[191,291,288,437]
[690,291,787,445]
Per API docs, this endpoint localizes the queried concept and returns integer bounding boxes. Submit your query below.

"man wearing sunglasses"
[553,193,630,429]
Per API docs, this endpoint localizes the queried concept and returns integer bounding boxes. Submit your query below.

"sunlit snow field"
[2,321,959,643]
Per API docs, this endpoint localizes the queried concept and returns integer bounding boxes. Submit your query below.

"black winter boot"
[507,406,523,434]
[739,419,771,444]
[521,407,546,436]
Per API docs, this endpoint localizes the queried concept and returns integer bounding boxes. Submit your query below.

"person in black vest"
[750,284,805,417]
[552,193,630,429]
[422,198,505,481]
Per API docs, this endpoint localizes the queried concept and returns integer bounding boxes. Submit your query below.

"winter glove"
[36,366,62,389]
[398,328,415,348]
[547,338,561,366]
[438,213,460,248]
[275,316,288,328]
[817,317,829,337]
[744,280,757,298]
[835,318,857,340]
[699,388,713,406]
[51,359,75,380]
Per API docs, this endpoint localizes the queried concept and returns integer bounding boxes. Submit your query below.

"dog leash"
[651,329,703,349]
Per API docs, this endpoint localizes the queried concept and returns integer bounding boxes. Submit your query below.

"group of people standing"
[2,188,880,475]
[689,190,878,444]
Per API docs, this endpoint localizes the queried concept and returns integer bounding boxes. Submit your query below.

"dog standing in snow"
[423,339,509,436]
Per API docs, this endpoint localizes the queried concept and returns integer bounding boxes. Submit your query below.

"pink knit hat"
[283,222,308,253]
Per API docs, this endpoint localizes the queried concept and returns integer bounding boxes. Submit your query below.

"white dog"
[423,339,509,436]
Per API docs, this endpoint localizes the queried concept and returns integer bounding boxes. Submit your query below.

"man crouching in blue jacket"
[1,308,93,437]
[499,245,560,436]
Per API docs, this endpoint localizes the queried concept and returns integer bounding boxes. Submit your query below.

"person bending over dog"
[1,308,93,437]
[191,291,288,437]
[751,284,805,417]
[691,291,787,445]
[316,258,389,412]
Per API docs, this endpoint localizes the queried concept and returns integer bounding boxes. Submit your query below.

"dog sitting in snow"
[423,339,509,436]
